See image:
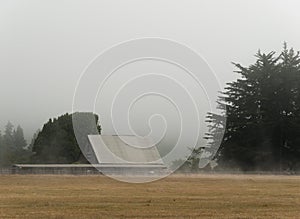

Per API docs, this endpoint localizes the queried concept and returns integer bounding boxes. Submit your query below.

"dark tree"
[201,44,300,172]
[28,129,40,152]
[31,112,101,164]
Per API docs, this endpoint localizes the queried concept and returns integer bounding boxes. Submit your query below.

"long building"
[14,135,168,175]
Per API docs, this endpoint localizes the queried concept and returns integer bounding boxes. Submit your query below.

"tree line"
[0,113,101,167]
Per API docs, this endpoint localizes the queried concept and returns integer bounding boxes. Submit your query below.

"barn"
[14,135,168,175]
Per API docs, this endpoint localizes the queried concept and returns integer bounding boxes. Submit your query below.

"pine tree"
[31,112,101,164]
[201,44,300,171]
[28,129,40,152]
[13,125,27,150]
[3,121,14,148]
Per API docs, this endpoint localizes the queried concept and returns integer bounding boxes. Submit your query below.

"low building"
[14,135,168,175]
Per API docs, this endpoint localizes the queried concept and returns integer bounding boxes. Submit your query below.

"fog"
[1,0,300,142]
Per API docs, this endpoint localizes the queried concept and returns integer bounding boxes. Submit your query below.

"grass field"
[0,174,299,218]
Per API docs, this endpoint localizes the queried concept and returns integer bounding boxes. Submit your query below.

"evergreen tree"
[200,44,300,171]
[13,125,27,150]
[28,129,40,152]
[0,122,31,166]
[0,122,15,166]
[3,121,14,148]
[31,112,101,164]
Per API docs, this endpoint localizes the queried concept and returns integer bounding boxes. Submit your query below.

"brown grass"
[0,174,299,218]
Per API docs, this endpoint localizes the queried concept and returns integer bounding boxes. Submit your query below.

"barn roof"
[88,135,164,165]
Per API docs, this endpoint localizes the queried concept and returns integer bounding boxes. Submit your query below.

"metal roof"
[88,135,164,165]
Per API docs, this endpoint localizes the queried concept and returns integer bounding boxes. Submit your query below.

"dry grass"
[0,174,299,218]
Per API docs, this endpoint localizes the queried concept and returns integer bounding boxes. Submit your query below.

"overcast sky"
[1,0,300,142]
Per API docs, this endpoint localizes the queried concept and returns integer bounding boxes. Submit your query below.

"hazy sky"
[1,0,300,141]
